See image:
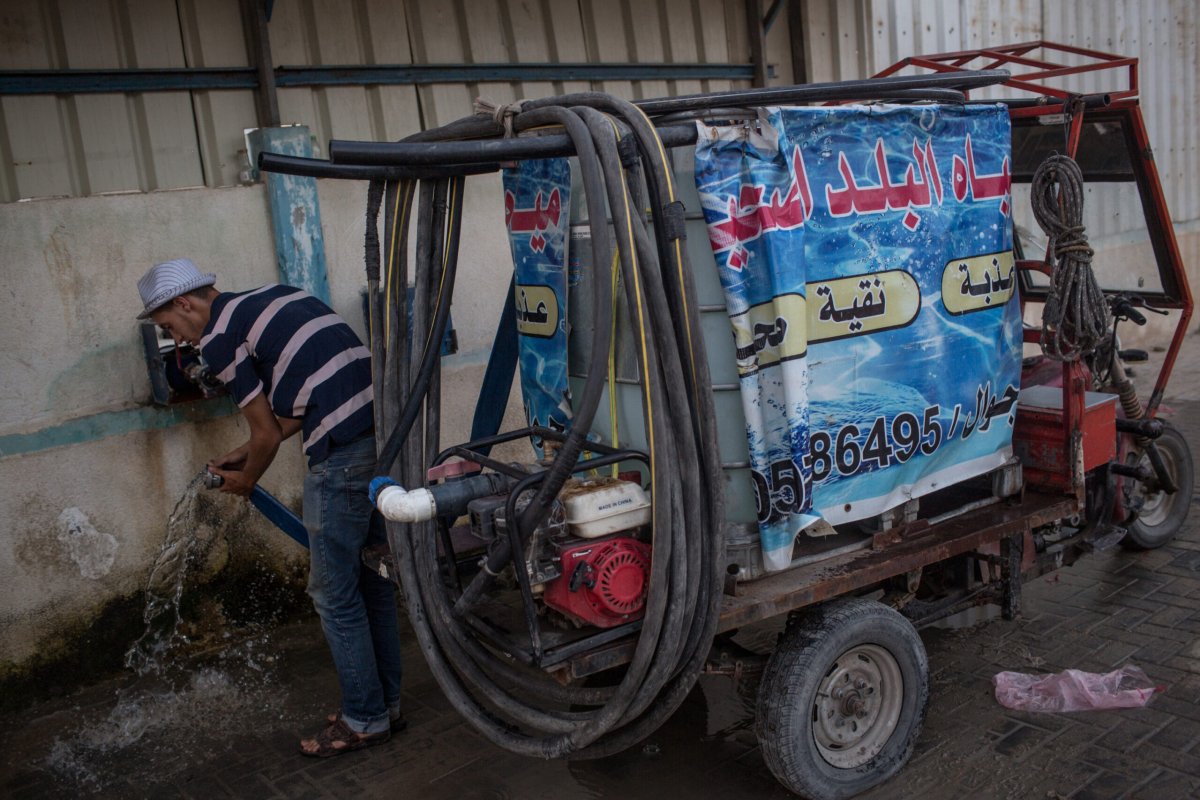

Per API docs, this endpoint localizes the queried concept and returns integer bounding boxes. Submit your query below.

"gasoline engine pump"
[374,467,655,630]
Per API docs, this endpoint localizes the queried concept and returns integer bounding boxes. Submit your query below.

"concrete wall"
[0,160,530,662]
[0,172,523,666]
[0,185,286,663]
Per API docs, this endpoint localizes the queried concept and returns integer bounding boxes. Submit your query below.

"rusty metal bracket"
[872,519,931,549]
[705,636,768,685]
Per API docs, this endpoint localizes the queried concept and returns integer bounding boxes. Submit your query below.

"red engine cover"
[542,537,651,628]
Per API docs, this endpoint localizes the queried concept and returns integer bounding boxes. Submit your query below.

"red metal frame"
[872,40,1138,109]
[873,42,1192,504]
[1125,102,1195,414]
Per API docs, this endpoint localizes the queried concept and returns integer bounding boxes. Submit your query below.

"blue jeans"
[303,435,402,735]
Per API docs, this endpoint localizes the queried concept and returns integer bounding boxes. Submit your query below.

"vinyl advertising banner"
[502,158,573,450]
[695,105,1020,571]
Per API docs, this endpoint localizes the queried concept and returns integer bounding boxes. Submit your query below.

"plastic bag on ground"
[993,664,1158,712]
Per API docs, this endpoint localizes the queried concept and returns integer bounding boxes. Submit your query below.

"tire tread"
[755,598,929,800]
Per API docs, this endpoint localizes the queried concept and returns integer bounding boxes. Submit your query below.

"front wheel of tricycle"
[755,597,929,800]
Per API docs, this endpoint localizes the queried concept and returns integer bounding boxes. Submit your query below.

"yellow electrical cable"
[607,116,656,480]
[599,122,627,470]
[418,177,459,365]
[384,182,402,342]
[384,181,414,343]
[607,247,620,477]
[631,105,701,397]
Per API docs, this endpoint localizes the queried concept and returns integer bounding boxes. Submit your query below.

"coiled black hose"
[364,94,723,759]
[1033,154,1111,360]
[372,180,460,477]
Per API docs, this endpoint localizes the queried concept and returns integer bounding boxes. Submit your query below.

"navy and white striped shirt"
[200,285,373,466]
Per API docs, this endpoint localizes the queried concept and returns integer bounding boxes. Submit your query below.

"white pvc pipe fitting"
[375,484,438,523]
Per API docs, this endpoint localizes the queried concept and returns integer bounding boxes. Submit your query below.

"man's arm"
[210,415,302,471]
[209,393,283,498]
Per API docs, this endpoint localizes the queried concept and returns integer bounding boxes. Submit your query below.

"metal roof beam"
[0,63,757,95]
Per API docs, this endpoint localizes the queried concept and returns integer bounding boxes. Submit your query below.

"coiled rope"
[1032,154,1110,361]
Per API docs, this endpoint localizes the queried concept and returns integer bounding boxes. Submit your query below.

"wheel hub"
[812,644,904,769]
[1130,445,1177,528]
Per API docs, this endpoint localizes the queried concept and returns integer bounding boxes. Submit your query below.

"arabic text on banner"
[695,104,1021,572]
[502,158,573,452]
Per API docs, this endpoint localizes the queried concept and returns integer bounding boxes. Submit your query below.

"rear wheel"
[1124,422,1193,550]
[756,598,928,800]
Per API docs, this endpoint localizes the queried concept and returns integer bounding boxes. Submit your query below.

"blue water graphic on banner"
[695,105,1020,572]
[502,159,572,453]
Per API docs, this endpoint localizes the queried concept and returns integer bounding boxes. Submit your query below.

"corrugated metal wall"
[802,0,1040,87]
[0,0,210,200]
[800,0,1200,240]
[270,0,761,159]
[1041,1,1199,228]
[0,0,770,201]
[4,0,1195,230]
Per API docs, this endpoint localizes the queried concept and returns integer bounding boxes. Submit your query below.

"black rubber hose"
[364,180,384,284]
[417,179,448,479]
[558,93,724,613]
[328,123,695,166]
[646,89,970,125]
[631,69,1009,114]
[364,179,385,434]
[366,91,738,760]
[606,98,726,681]
[327,73,1007,170]
[259,151,500,179]
[379,178,595,734]
[451,106,619,616]
[562,107,686,727]
[531,106,702,752]
[569,104,718,750]
[390,106,625,752]
[515,96,722,754]
[374,179,463,476]
[379,180,414,467]
[386,106,700,758]
[546,113,689,749]
[267,74,1005,182]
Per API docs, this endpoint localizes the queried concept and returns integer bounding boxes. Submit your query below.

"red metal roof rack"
[872,40,1138,110]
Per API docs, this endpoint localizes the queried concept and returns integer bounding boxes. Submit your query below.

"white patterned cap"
[136,259,217,319]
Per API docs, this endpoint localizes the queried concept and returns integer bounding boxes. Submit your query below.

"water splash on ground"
[41,474,289,792]
[45,637,281,791]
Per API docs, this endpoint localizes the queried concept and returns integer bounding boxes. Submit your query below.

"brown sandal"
[299,716,390,758]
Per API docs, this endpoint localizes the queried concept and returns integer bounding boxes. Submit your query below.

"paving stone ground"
[4,332,1200,799]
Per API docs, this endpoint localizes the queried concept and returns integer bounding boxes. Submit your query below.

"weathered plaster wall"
[0,187,274,433]
[0,174,521,666]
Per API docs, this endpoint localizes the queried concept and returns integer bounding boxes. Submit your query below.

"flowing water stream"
[124,473,207,675]
[42,473,284,791]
